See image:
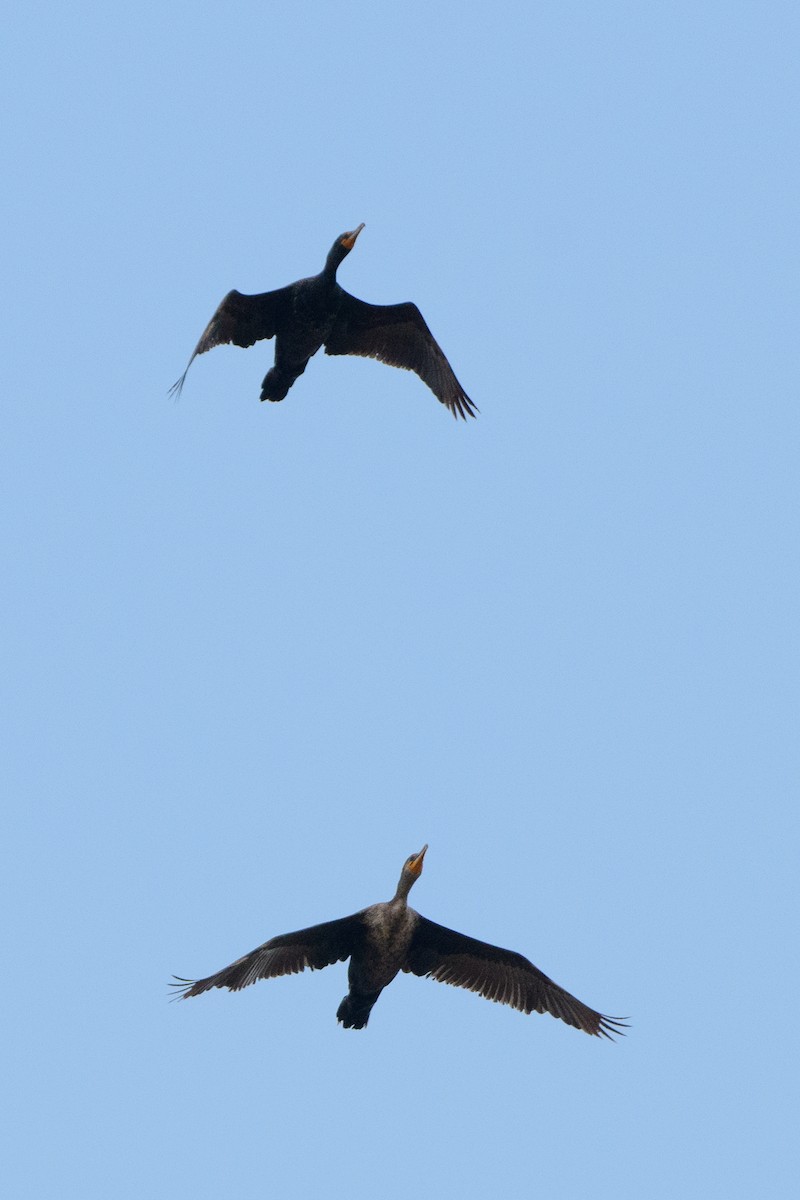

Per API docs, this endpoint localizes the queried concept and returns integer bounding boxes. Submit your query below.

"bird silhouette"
[170,225,476,420]
[172,845,626,1037]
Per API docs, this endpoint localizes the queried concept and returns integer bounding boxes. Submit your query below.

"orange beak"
[341,223,365,250]
[408,844,428,876]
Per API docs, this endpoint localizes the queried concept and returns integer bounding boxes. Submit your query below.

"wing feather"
[404,916,626,1039]
[171,913,362,999]
[169,286,290,397]
[324,291,477,420]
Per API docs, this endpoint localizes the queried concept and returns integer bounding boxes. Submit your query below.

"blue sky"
[3,2,798,1196]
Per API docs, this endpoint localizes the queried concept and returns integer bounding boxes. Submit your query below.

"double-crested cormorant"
[172,846,625,1038]
[169,224,476,420]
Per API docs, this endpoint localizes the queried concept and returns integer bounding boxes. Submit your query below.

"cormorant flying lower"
[172,845,625,1038]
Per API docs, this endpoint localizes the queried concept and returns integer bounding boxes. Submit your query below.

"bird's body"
[337,897,420,1028]
[170,224,477,419]
[173,846,626,1038]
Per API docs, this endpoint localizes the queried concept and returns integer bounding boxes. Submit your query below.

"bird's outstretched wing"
[169,287,290,397]
[171,913,363,999]
[404,917,627,1039]
[324,291,477,421]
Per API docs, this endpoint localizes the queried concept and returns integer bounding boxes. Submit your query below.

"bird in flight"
[172,845,626,1038]
[169,224,477,420]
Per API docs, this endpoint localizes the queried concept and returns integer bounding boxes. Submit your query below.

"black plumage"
[172,846,626,1039]
[169,224,477,420]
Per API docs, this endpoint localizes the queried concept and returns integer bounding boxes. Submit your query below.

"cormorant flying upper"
[172,845,625,1038]
[170,225,476,420]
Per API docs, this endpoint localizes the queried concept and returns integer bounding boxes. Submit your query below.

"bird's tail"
[337,988,382,1030]
[260,360,308,403]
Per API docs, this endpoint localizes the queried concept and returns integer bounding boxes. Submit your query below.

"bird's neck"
[322,250,344,280]
[392,874,415,904]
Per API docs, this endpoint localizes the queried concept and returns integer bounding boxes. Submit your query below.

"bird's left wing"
[169,286,291,397]
[324,291,477,420]
[171,912,363,999]
[404,916,626,1039]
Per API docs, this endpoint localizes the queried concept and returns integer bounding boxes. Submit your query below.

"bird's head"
[339,223,365,252]
[404,844,427,879]
[394,844,427,900]
[325,223,365,272]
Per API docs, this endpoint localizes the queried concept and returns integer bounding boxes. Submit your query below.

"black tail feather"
[260,360,308,402]
[336,989,382,1030]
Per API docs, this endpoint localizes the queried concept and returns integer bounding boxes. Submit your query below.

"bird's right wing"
[171,912,363,999]
[169,286,290,396]
[324,291,477,421]
[404,916,626,1039]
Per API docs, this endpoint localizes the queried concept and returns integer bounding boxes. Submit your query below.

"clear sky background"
[3,2,798,1196]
